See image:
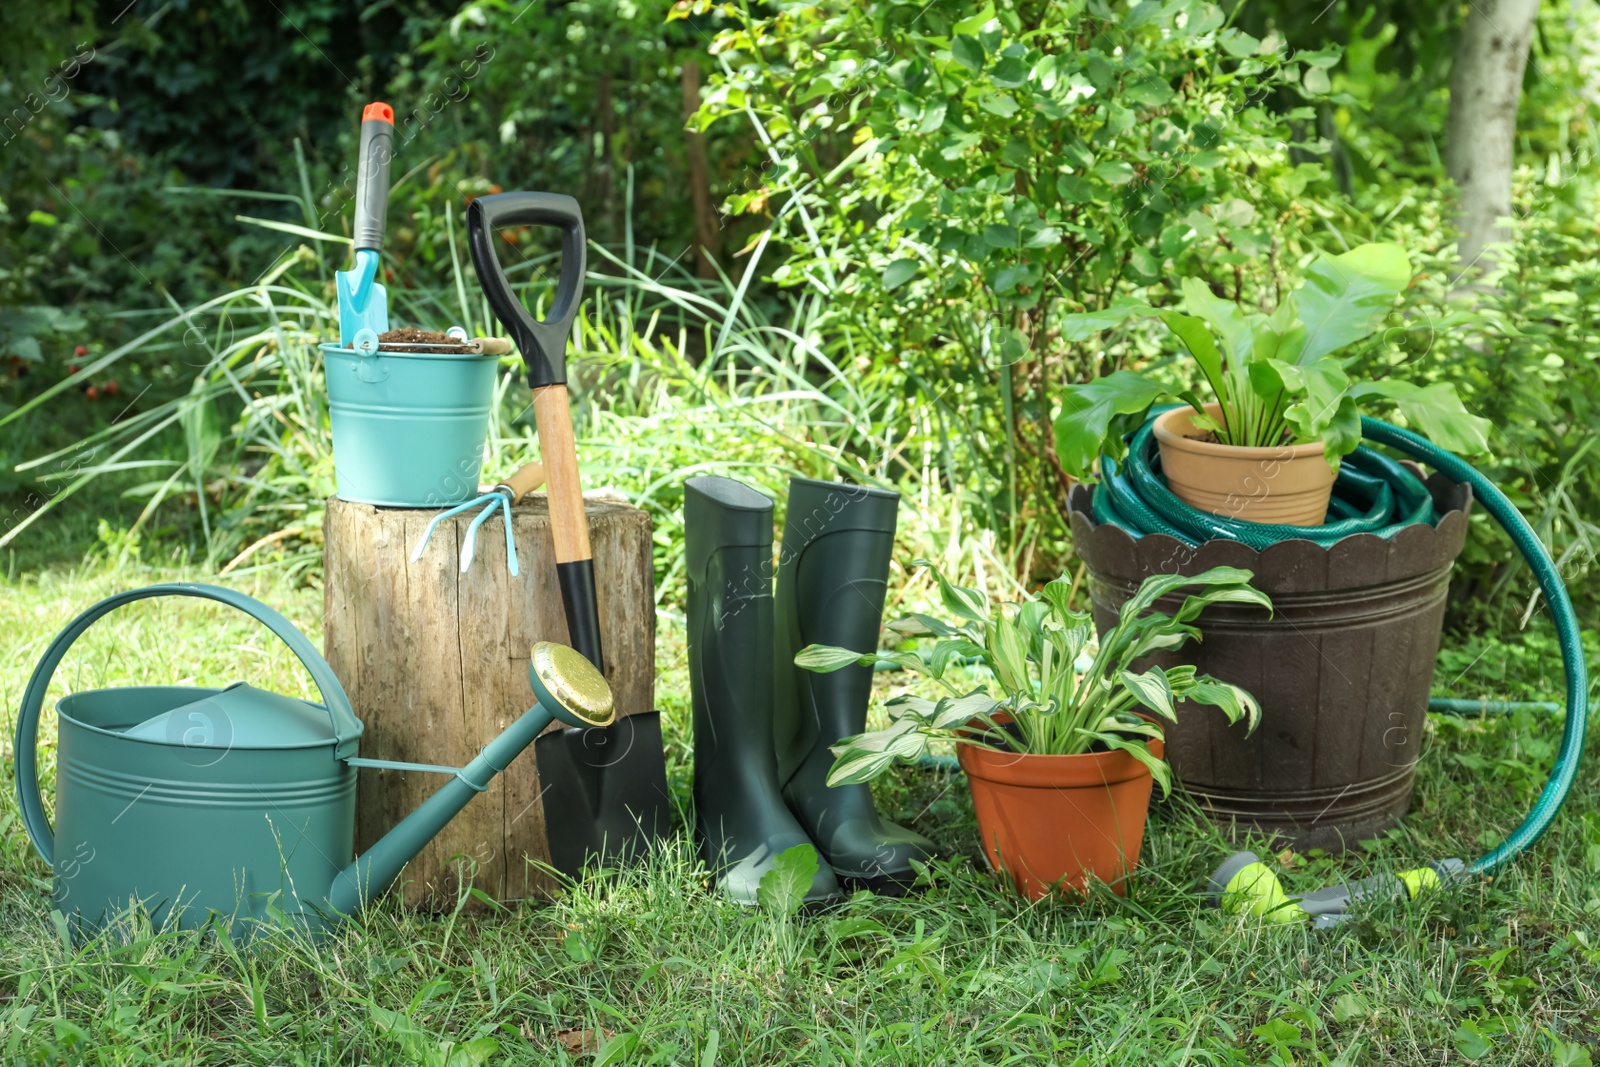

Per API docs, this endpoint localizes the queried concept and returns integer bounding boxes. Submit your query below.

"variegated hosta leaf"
[1009,696,1055,719]
[794,643,878,673]
[912,558,989,625]
[1162,664,1198,686]
[1108,711,1165,740]
[1079,729,1173,798]
[1119,619,1203,665]
[886,612,963,639]
[928,638,987,677]
[1118,666,1177,722]
[876,650,932,676]
[1183,678,1262,733]
[1039,573,1078,627]
[827,718,930,785]
[929,691,1003,731]
[1171,585,1274,626]
[1115,567,1259,628]
[883,693,938,722]
[1016,600,1051,638]
[1049,617,1090,666]
[989,606,1031,693]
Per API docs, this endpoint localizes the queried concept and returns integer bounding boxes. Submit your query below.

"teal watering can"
[13,583,615,940]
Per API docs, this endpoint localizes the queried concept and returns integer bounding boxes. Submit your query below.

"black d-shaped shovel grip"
[466,192,587,389]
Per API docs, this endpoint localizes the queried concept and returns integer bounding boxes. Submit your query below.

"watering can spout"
[326,642,616,919]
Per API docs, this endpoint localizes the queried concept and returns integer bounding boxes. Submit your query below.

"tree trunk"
[323,493,655,906]
[682,60,721,279]
[1446,0,1540,272]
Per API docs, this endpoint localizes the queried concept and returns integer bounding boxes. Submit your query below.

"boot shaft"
[772,477,900,780]
[685,477,778,768]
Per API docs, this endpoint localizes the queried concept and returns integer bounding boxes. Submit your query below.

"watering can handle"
[12,583,364,868]
[465,191,585,390]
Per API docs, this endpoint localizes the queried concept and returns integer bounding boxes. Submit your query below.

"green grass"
[2,555,1598,1065]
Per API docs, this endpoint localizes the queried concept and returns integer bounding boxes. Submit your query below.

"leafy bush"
[392,0,753,255]
[700,0,1347,577]
[1352,179,1600,626]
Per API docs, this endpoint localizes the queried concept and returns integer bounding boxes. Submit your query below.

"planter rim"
[1066,475,1472,592]
[957,729,1162,789]
[1153,403,1326,462]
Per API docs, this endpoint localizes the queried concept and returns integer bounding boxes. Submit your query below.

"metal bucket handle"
[13,583,363,867]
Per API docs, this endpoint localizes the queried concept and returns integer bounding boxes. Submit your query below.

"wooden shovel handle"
[532,384,605,671]
[533,385,590,564]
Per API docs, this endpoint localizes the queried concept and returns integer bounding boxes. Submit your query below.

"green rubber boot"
[773,477,936,890]
[685,477,844,906]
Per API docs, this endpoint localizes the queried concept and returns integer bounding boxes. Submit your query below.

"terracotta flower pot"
[1153,404,1336,526]
[958,723,1162,901]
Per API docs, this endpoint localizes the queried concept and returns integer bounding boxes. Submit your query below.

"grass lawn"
[2,558,1597,1065]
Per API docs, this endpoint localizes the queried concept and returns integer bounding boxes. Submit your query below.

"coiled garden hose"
[1096,416,1439,549]
[892,415,1588,885]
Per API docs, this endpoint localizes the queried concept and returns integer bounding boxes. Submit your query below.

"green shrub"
[1351,179,1600,627]
[699,0,1345,579]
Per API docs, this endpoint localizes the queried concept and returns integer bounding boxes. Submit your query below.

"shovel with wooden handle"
[466,192,603,668]
[466,191,668,875]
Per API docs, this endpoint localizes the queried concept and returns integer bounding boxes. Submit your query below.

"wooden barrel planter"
[1067,472,1471,852]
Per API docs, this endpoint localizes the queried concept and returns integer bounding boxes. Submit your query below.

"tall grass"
[2,162,1027,614]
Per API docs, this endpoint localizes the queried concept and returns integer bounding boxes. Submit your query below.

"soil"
[1181,429,1294,446]
[377,327,470,352]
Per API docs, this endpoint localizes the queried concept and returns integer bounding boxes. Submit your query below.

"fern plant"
[796,562,1271,795]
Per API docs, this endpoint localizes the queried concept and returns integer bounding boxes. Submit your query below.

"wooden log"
[322,493,654,906]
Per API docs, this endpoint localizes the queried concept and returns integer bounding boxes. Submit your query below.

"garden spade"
[337,102,394,348]
[466,191,669,876]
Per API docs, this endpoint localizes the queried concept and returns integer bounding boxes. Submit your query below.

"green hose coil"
[1094,412,1588,876]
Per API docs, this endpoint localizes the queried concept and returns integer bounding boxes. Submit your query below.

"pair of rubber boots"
[685,476,935,904]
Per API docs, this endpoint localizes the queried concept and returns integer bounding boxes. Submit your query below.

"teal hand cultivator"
[410,461,546,575]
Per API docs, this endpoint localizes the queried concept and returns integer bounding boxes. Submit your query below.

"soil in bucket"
[378,327,473,352]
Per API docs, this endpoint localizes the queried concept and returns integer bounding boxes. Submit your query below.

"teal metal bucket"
[321,343,498,507]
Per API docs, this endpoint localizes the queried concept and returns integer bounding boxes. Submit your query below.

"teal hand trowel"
[337,102,394,349]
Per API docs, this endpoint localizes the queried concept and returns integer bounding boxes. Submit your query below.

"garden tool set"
[686,475,935,905]
[14,584,615,940]
[320,109,666,879]
[15,97,1587,950]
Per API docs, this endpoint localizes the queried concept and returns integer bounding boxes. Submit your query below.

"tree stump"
[322,493,654,906]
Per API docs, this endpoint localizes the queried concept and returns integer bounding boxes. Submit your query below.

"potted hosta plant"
[796,563,1270,900]
[1052,243,1490,524]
